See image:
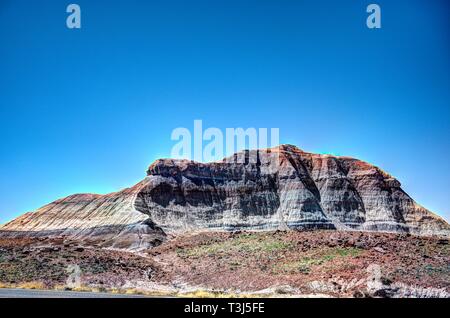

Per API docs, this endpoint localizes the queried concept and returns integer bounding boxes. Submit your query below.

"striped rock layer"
[1,145,448,250]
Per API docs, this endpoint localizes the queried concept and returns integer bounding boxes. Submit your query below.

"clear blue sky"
[0,0,449,224]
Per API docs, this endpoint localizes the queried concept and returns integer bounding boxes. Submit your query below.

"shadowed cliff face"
[1,145,449,250]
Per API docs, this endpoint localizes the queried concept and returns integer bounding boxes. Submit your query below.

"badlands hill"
[1,145,449,250]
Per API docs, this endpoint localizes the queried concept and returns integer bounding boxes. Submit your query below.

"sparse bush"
[178,234,293,258]
[17,281,46,290]
[273,247,362,274]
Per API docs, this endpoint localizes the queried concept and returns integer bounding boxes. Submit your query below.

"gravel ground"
[1,230,449,297]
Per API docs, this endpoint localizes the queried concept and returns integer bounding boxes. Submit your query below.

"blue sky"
[0,0,449,224]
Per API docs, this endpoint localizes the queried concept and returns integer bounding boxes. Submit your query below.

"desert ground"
[0,230,449,297]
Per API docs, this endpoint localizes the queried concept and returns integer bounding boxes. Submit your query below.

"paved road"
[0,288,152,298]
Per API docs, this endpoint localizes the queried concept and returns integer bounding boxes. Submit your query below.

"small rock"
[373,247,386,254]
[437,239,448,245]
[327,240,337,247]
[346,238,356,247]
[273,285,298,295]
[355,241,366,249]
[353,290,365,298]
[373,286,399,298]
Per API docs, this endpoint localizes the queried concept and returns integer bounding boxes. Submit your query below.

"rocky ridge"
[1,145,449,250]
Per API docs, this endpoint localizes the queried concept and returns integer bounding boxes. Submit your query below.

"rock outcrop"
[1,145,449,250]
[0,181,165,250]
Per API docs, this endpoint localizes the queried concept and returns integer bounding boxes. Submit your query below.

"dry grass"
[0,281,46,290]
[0,282,13,289]
[178,290,260,298]
[16,281,46,290]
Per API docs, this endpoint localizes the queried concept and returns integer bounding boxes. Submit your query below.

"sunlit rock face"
[1,145,449,250]
[0,181,166,251]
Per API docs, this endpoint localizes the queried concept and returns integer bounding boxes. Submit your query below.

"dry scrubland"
[0,230,449,297]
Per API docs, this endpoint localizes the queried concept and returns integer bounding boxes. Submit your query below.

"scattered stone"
[355,241,366,249]
[437,239,448,245]
[0,229,449,298]
[372,286,400,298]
